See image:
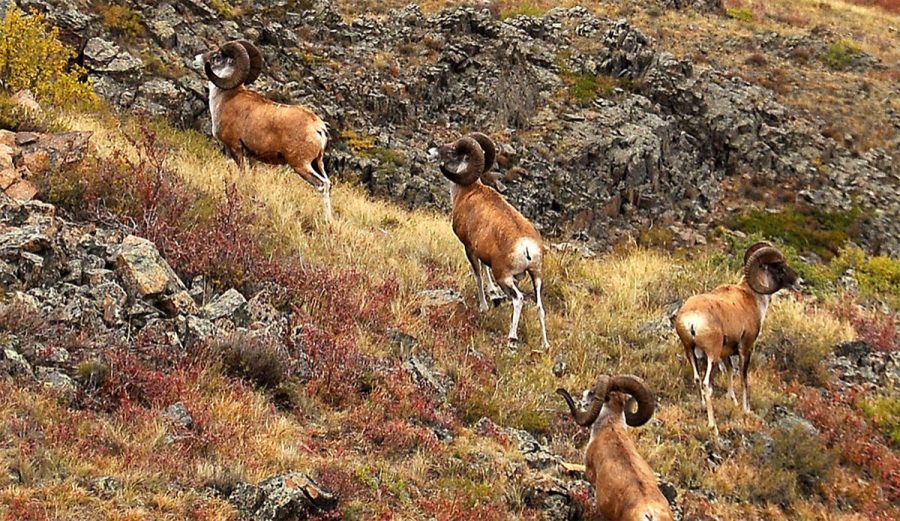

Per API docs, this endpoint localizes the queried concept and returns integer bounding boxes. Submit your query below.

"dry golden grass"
[18,29,887,515]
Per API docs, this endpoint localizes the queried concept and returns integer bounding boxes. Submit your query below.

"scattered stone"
[552,354,567,377]
[1,347,33,377]
[185,315,219,345]
[35,366,75,391]
[84,37,143,75]
[163,402,194,429]
[828,340,900,389]
[160,290,199,316]
[89,476,120,497]
[115,235,185,298]
[522,474,582,521]
[403,351,451,398]
[228,472,337,521]
[418,288,464,307]
[202,288,247,321]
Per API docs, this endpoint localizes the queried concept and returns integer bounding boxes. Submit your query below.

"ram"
[557,375,673,521]
[674,242,803,436]
[428,133,548,348]
[194,40,333,222]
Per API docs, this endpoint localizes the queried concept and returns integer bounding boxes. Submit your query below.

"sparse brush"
[0,6,98,107]
[74,359,110,389]
[217,332,287,390]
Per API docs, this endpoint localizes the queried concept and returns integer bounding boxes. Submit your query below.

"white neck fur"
[208,82,225,137]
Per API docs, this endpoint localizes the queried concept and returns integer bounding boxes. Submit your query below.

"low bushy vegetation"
[820,39,862,70]
[728,204,862,261]
[4,109,897,517]
[2,0,899,517]
[0,6,97,108]
[726,7,754,22]
[97,3,143,39]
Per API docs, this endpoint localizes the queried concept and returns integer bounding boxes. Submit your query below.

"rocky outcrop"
[228,472,337,521]
[19,0,899,255]
[829,340,900,390]
[0,128,91,202]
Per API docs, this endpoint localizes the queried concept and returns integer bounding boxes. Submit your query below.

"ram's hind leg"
[529,270,549,349]
[291,156,332,223]
[466,250,489,312]
[724,357,739,406]
[483,266,505,305]
[312,155,332,223]
[495,272,524,348]
[703,355,720,438]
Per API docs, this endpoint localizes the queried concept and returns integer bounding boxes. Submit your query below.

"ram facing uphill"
[674,242,803,436]
[193,40,333,222]
[428,133,549,348]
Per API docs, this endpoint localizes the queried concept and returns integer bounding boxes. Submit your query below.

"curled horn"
[466,132,496,172]
[205,41,250,90]
[743,241,773,266]
[441,136,484,186]
[556,376,611,428]
[744,245,785,295]
[235,39,263,84]
[608,375,655,427]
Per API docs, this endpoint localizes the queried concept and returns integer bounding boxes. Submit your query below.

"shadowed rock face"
[21,0,899,256]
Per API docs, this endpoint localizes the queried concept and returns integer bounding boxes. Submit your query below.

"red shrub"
[846,0,900,14]
[418,495,509,521]
[291,318,370,407]
[832,298,898,353]
[794,386,900,511]
[2,496,48,521]
[315,465,366,503]
[92,347,191,411]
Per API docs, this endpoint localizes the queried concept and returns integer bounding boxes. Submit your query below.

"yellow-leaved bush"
[0,6,98,107]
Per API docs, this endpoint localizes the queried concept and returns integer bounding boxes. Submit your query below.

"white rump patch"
[511,237,541,271]
[678,311,708,337]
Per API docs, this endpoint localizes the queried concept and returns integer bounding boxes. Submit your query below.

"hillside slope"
[13,0,900,256]
[0,1,899,521]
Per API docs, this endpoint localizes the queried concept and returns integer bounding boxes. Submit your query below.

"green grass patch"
[555,54,618,106]
[728,204,862,261]
[820,40,861,70]
[500,2,546,19]
[860,395,900,447]
[726,8,754,22]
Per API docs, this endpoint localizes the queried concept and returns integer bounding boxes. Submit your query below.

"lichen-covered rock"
[1,347,33,377]
[84,37,143,76]
[228,472,337,521]
[35,366,76,391]
[202,288,247,321]
[115,235,186,298]
[20,0,898,255]
[163,402,194,429]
